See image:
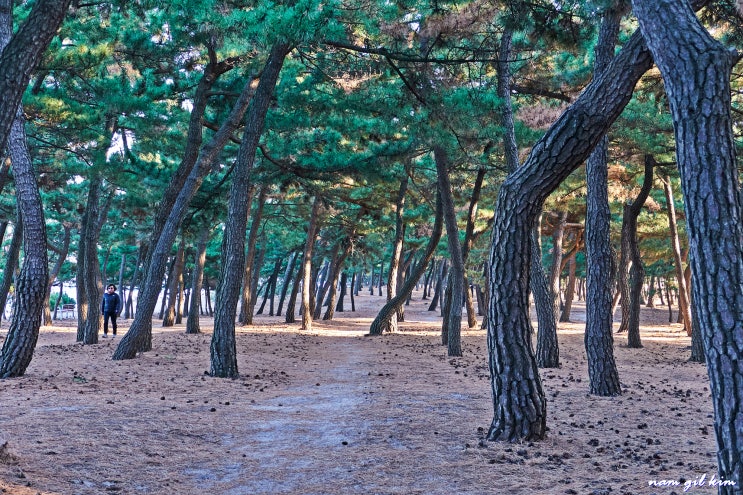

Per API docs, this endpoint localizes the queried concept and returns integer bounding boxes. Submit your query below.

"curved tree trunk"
[487,21,657,442]
[369,194,443,336]
[384,174,408,332]
[209,42,290,378]
[0,109,48,377]
[434,146,464,357]
[186,223,209,334]
[114,55,258,360]
[624,155,654,348]
[632,2,743,490]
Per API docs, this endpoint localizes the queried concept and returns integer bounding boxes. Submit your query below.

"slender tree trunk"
[434,146,464,357]
[370,194,443,336]
[186,224,209,334]
[124,244,146,320]
[323,240,353,321]
[239,184,265,325]
[300,197,322,330]
[624,155,654,348]
[661,175,692,336]
[532,220,559,368]
[560,252,577,322]
[582,4,624,397]
[428,259,447,312]
[276,251,297,317]
[0,108,49,377]
[257,258,282,315]
[285,258,303,324]
[336,272,348,312]
[44,225,70,325]
[163,240,185,327]
[0,218,21,326]
[209,42,290,377]
[384,174,408,332]
[633,2,743,489]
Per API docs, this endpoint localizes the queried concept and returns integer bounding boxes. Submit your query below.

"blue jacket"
[101,292,121,314]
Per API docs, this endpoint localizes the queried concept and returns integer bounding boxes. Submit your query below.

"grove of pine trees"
[0,0,741,492]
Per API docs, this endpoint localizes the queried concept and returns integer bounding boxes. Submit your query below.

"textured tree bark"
[461,167,487,329]
[623,155,654,348]
[114,53,261,360]
[209,43,290,378]
[434,146,464,357]
[583,5,623,394]
[632,1,743,490]
[369,194,443,336]
[661,175,693,336]
[532,221,559,368]
[549,211,567,320]
[82,175,104,345]
[0,110,48,377]
[487,18,657,441]
[186,224,209,334]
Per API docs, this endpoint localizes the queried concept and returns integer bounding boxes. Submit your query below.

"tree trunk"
[209,42,290,378]
[186,223,209,335]
[0,218,21,326]
[560,251,577,322]
[369,193,443,336]
[549,211,567,321]
[461,167,487,329]
[0,108,49,377]
[284,257,303,324]
[624,155,654,348]
[532,220,559,368]
[124,244,146,320]
[487,19,658,442]
[385,174,408,332]
[257,258,282,315]
[335,272,348,312]
[428,259,446,312]
[661,175,692,336]
[632,1,743,489]
[44,225,70,325]
[434,146,464,357]
[82,175,104,345]
[0,0,72,154]
[323,239,353,321]
[276,251,298,317]
[300,197,322,330]
[114,52,260,360]
[163,239,185,327]
[239,184,265,325]
[583,4,624,397]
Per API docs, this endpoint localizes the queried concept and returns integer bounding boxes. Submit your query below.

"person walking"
[101,284,122,338]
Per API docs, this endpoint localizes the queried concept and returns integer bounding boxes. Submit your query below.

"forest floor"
[0,291,722,495]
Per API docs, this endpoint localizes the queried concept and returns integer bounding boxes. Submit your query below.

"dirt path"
[0,293,722,494]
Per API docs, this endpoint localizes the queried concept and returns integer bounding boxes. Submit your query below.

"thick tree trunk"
[162,240,185,327]
[114,53,259,360]
[583,5,623,397]
[0,109,49,377]
[487,19,657,442]
[335,272,348,312]
[209,43,290,378]
[300,197,322,330]
[186,224,209,334]
[661,175,693,336]
[434,146,464,357]
[369,194,443,336]
[632,1,743,490]
[385,174,408,332]
[284,258,303,324]
[623,155,654,348]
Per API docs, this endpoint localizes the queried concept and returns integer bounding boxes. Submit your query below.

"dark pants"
[103,312,117,335]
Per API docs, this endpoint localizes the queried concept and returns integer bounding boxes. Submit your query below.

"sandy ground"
[0,291,724,495]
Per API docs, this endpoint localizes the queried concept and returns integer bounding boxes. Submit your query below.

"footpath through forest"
[0,292,722,494]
